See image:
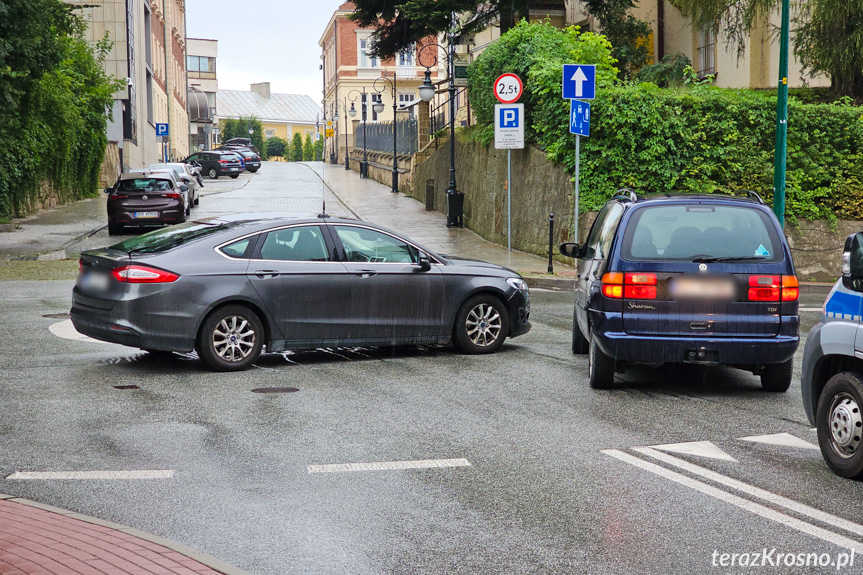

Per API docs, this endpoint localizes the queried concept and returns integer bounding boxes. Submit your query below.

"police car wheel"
[817,371,863,479]
[760,359,793,392]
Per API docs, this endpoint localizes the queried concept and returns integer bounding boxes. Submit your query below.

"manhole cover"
[113,385,140,390]
[43,313,71,319]
[251,387,299,394]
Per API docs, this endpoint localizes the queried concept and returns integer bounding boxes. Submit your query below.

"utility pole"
[772,0,790,229]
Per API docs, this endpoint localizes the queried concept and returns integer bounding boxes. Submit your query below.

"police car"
[802,232,863,479]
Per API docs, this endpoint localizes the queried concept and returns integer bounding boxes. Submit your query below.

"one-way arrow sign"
[562,64,596,100]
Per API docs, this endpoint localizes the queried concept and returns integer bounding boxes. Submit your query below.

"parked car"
[148,163,200,206]
[184,151,243,180]
[105,172,190,235]
[802,232,863,479]
[71,215,531,371]
[222,138,259,155]
[223,148,260,173]
[559,190,799,390]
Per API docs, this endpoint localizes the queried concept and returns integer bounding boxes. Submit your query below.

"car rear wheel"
[229,174,239,179]
[208,168,218,179]
[107,222,123,236]
[760,359,793,392]
[816,371,863,479]
[453,294,508,354]
[249,168,258,173]
[197,305,264,372]
[194,193,200,206]
[572,310,588,354]
[588,331,615,388]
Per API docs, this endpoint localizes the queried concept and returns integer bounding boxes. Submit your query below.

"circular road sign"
[494,73,523,104]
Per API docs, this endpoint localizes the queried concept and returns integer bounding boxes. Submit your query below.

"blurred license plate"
[133,211,158,218]
[669,277,735,300]
[79,272,109,291]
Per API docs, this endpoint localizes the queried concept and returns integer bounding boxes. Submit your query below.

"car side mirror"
[417,254,432,271]
[559,242,580,258]
[104,187,112,194]
[180,184,189,192]
[842,232,863,291]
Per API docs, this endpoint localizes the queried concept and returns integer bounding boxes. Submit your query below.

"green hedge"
[467,21,863,222]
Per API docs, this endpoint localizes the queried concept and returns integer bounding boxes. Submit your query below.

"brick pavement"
[0,497,244,575]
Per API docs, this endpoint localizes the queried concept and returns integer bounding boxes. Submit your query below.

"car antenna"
[318,136,328,218]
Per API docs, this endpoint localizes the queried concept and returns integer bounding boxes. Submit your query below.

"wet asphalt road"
[2,164,863,574]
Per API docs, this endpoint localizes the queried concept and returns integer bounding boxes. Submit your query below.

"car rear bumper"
[590,309,798,366]
[108,206,185,226]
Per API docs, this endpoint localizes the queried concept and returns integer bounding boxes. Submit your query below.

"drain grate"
[251,387,299,394]
[43,313,71,319]
[113,385,140,390]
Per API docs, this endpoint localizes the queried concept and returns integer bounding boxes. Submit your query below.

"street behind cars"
[71,214,531,371]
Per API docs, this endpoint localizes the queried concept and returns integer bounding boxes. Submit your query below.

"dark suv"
[560,190,799,390]
[185,151,244,179]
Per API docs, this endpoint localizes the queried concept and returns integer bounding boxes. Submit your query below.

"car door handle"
[353,270,377,278]
[254,270,280,279]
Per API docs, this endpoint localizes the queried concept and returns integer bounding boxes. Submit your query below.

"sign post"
[562,65,595,243]
[156,123,169,163]
[493,73,524,252]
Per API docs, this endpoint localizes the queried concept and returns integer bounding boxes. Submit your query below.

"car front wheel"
[453,294,508,354]
[588,331,615,389]
[817,371,863,479]
[197,305,264,371]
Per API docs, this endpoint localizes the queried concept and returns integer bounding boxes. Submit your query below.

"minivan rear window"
[620,204,783,262]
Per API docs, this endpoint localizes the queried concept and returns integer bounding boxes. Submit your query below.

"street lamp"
[418,38,462,227]
[347,88,368,178]
[331,99,351,170]
[374,75,399,193]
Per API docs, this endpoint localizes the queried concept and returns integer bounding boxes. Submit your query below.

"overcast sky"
[186,0,339,104]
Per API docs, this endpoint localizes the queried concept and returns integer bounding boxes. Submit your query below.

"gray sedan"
[71,214,531,371]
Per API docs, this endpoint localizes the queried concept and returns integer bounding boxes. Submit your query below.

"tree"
[314,138,323,161]
[266,136,288,158]
[302,134,314,161]
[676,0,863,98]
[290,133,303,161]
[350,0,566,58]
[580,0,652,76]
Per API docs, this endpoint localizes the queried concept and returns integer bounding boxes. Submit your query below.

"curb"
[0,493,253,575]
[524,276,835,294]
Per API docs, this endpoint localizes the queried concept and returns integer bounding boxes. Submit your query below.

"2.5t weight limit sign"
[494,73,523,104]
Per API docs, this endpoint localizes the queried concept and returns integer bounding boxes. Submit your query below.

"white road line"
[602,449,863,553]
[633,447,863,538]
[738,432,820,450]
[799,307,823,312]
[307,458,472,473]
[7,470,175,480]
[648,440,738,462]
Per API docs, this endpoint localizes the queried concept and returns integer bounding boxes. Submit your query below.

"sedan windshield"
[109,221,231,254]
[620,204,783,262]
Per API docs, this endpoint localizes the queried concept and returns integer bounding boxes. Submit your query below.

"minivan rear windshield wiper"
[691,255,768,263]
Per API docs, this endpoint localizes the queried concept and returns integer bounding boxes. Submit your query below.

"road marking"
[798,307,823,312]
[738,432,820,450]
[647,440,738,462]
[633,447,863,538]
[602,449,863,553]
[307,458,472,473]
[7,470,175,480]
[48,319,109,344]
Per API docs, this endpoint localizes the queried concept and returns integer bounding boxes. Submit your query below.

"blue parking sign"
[570,100,590,137]
[156,123,169,137]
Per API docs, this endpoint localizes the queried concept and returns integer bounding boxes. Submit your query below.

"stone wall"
[348,151,415,196]
[410,136,858,281]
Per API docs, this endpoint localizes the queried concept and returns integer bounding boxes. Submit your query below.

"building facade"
[187,38,218,152]
[217,83,321,146]
[66,0,190,174]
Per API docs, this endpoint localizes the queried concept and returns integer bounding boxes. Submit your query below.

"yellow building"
[217,83,321,146]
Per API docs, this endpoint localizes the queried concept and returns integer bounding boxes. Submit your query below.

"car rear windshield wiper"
[691,255,768,263]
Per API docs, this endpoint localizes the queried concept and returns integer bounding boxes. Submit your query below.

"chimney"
[251,82,271,99]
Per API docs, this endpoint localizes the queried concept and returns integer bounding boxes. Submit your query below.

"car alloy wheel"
[454,294,508,354]
[213,315,256,363]
[208,168,218,179]
[467,303,502,347]
[816,371,863,479]
[197,305,264,371]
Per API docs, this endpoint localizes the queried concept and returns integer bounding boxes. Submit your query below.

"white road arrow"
[571,67,588,98]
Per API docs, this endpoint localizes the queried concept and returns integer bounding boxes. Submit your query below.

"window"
[397,49,414,67]
[259,226,329,262]
[187,56,216,74]
[265,129,275,138]
[145,71,154,124]
[219,236,256,259]
[697,27,716,76]
[398,93,416,117]
[362,94,381,121]
[334,226,418,264]
[358,37,378,68]
[620,204,782,262]
[584,203,624,260]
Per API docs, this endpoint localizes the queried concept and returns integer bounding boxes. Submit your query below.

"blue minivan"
[560,190,799,390]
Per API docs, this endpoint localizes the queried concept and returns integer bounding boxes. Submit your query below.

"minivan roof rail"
[613,188,639,203]
[736,189,765,205]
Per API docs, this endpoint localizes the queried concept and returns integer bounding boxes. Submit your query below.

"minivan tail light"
[112,265,179,283]
[623,272,657,299]
[748,275,780,301]
[601,272,624,299]
[781,275,799,301]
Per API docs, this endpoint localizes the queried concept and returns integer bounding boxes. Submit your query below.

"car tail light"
[601,272,624,299]
[112,264,179,283]
[162,192,181,199]
[219,159,229,164]
[108,194,128,201]
[79,258,84,273]
[748,275,780,301]
[781,275,799,301]
[624,272,658,299]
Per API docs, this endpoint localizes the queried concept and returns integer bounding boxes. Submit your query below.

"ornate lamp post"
[373,75,399,193]
[418,38,462,227]
[347,88,368,178]
[331,99,351,170]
